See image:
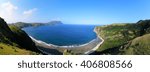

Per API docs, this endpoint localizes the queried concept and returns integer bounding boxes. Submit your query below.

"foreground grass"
[122,34,150,55]
[0,43,38,55]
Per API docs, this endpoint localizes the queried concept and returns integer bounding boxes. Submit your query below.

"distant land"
[10,21,63,28]
[0,17,150,55]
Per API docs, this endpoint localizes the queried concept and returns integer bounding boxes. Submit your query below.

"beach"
[30,28,104,55]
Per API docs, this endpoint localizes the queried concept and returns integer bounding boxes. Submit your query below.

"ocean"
[22,24,97,46]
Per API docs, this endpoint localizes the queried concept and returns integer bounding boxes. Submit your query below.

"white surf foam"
[30,36,100,49]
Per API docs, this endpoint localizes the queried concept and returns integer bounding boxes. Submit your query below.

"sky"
[0,0,150,24]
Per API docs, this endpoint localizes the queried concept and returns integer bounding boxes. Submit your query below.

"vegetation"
[0,43,37,55]
[95,24,139,51]
[1,16,150,55]
[93,20,150,55]
[121,34,150,55]
[63,49,73,55]
[9,25,39,52]
[0,17,40,55]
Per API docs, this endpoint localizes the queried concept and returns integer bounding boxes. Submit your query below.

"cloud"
[23,8,37,17]
[0,1,18,23]
[0,2,37,23]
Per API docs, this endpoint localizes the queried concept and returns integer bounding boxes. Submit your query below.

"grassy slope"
[0,43,37,55]
[122,34,150,55]
[95,23,139,51]
[0,25,39,55]
[94,21,150,55]
[9,25,39,52]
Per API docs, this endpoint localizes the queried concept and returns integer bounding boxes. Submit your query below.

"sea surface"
[22,24,97,46]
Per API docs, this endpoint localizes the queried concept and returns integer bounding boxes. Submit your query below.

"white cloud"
[0,2,37,23]
[0,1,18,23]
[23,8,37,17]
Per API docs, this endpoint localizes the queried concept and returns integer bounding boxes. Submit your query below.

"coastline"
[84,27,104,54]
[30,27,104,55]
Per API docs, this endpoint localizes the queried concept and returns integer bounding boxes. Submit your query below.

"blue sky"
[0,0,150,24]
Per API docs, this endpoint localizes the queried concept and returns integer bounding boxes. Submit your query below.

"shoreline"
[30,36,100,48]
[30,27,104,55]
[84,28,104,54]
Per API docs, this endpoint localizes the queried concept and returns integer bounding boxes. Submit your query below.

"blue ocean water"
[22,24,97,46]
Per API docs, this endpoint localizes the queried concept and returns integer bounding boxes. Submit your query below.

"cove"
[22,24,97,46]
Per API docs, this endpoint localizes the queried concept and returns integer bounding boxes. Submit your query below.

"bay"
[22,24,97,46]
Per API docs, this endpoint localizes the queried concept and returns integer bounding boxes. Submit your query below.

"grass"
[95,22,150,55]
[0,43,38,55]
[9,25,24,36]
[63,49,73,55]
[125,34,150,55]
[96,24,139,52]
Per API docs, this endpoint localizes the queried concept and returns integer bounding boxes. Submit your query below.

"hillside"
[0,43,37,55]
[0,17,39,55]
[92,20,150,55]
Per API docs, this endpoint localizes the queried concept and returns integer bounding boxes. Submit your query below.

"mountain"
[92,20,150,55]
[0,17,40,54]
[47,21,63,25]
[11,21,63,28]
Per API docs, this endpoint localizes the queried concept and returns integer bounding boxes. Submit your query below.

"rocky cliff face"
[0,17,39,53]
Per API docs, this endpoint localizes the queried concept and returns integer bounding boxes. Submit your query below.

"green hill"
[121,34,150,55]
[0,17,40,55]
[92,20,150,55]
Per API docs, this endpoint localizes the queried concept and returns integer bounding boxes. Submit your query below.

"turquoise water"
[22,24,97,46]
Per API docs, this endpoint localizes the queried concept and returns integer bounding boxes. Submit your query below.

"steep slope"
[9,25,39,52]
[0,17,39,55]
[121,34,150,55]
[0,18,15,43]
[93,20,150,55]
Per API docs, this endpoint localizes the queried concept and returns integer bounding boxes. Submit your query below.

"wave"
[30,36,100,49]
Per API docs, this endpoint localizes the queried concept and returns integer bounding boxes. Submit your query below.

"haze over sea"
[22,24,97,46]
